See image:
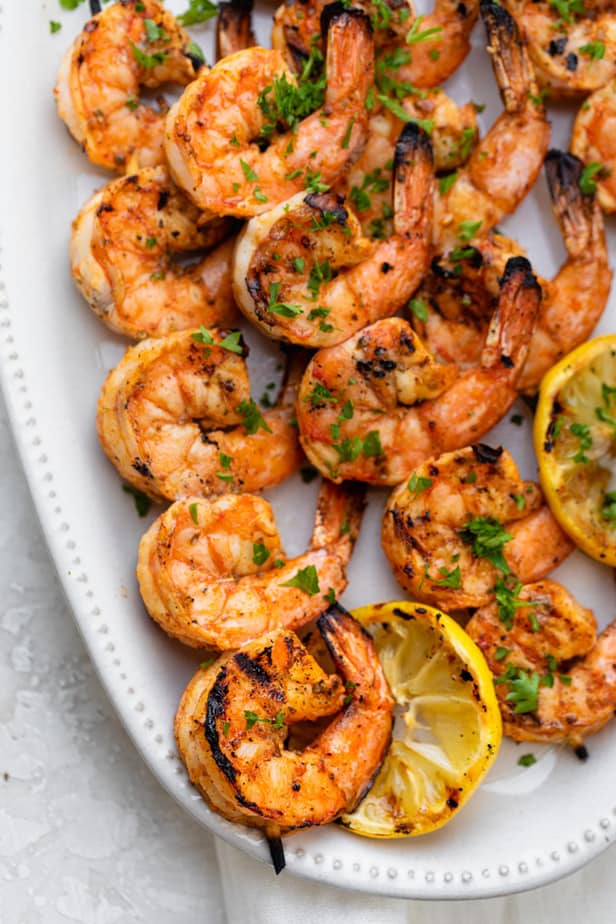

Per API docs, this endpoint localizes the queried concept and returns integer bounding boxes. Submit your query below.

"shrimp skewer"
[175,604,394,841]
[296,257,541,484]
[55,0,203,173]
[232,122,434,348]
[414,150,612,392]
[165,5,374,217]
[382,445,574,610]
[71,167,239,340]
[466,580,616,746]
[137,480,365,649]
[435,0,550,250]
[97,329,303,501]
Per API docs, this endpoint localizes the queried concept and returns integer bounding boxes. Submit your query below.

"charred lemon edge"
[340,600,502,838]
[533,334,616,568]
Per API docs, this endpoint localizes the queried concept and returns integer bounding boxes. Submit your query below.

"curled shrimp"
[71,166,239,339]
[273,0,478,88]
[175,604,394,839]
[414,150,612,391]
[232,123,434,348]
[331,93,477,245]
[382,445,574,610]
[273,0,415,69]
[164,6,374,217]
[97,329,303,501]
[571,79,616,213]
[435,0,550,251]
[217,0,256,60]
[137,479,365,649]
[503,0,616,97]
[466,580,616,745]
[54,0,202,173]
[296,257,541,484]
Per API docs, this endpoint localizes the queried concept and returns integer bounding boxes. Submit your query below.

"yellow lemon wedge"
[340,601,502,838]
[534,335,616,567]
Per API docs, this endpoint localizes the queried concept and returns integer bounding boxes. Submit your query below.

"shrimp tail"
[266,835,286,875]
[481,0,540,112]
[393,122,434,236]
[544,150,599,260]
[310,480,367,548]
[318,604,390,698]
[216,0,256,60]
[481,255,541,371]
[320,2,374,45]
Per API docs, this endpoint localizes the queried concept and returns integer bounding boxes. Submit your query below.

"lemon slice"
[340,601,502,838]
[534,335,616,567]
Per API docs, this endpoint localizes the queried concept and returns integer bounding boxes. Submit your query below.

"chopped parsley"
[308,382,337,406]
[267,281,303,318]
[252,543,270,566]
[280,564,320,597]
[130,42,167,69]
[122,484,151,517]
[601,490,616,522]
[189,502,199,524]
[244,710,285,730]
[407,472,432,497]
[458,516,513,573]
[569,422,592,463]
[50,20,62,33]
[240,159,258,183]
[495,664,540,714]
[438,172,457,196]
[406,15,443,45]
[579,41,605,60]
[494,577,534,630]
[237,399,272,435]
[579,161,603,195]
[257,43,325,138]
[408,298,428,322]
[518,753,537,767]
[178,0,218,26]
[458,220,482,243]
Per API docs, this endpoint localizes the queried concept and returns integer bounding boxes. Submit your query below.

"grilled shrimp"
[332,93,477,243]
[414,151,612,392]
[97,329,303,501]
[175,604,394,840]
[467,580,616,745]
[273,0,478,88]
[435,0,550,251]
[571,79,616,213]
[54,0,202,173]
[232,123,433,348]
[164,6,374,217]
[503,0,616,97]
[382,445,574,610]
[71,166,239,339]
[296,257,541,484]
[137,480,365,649]
[217,0,256,60]
[273,0,415,69]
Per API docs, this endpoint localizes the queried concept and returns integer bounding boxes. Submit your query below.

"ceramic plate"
[1,0,615,900]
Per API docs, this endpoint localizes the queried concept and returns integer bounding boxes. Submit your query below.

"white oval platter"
[1,0,615,901]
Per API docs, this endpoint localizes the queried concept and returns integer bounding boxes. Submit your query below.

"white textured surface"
[2,389,616,922]
[0,395,225,924]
